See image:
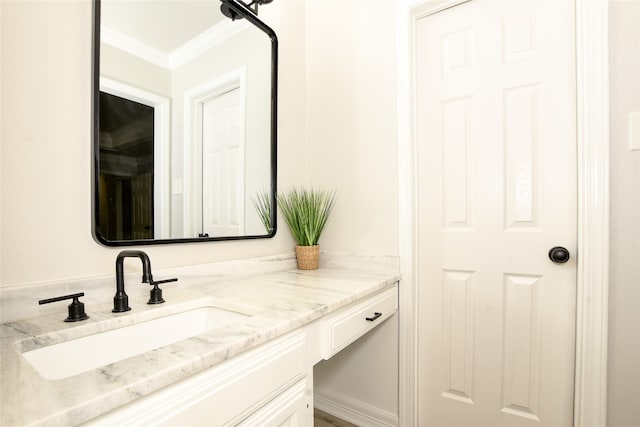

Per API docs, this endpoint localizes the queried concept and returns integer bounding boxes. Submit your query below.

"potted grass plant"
[277,187,336,270]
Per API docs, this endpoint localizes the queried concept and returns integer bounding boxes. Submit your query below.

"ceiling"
[101,0,227,55]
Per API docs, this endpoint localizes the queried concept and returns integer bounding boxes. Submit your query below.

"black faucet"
[39,292,89,322]
[113,250,153,313]
[113,250,178,312]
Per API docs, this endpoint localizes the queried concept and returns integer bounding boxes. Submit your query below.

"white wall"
[100,43,172,98]
[607,1,640,426]
[0,0,304,287]
[304,0,399,421]
[304,0,399,256]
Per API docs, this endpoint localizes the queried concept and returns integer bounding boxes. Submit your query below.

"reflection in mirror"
[99,92,154,240]
[93,0,277,245]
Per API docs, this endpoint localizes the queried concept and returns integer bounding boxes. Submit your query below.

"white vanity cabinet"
[237,380,308,426]
[83,283,398,427]
[84,332,309,427]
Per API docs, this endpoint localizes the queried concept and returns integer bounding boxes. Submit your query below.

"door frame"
[200,87,246,237]
[395,0,610,426]
[99,77,171,240]
[183,67,247,238]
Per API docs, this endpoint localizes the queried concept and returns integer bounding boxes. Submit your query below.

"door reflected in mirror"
[93,0,277,245]
[99,92,154,240]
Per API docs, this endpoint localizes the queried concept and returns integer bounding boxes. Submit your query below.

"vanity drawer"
[322,284,398,358]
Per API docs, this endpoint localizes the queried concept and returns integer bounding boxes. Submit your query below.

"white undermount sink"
[22,306,249,380]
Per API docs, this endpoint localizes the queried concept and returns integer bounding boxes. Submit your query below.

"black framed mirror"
[92,0,277,246]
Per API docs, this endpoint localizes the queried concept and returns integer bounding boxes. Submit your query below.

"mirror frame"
[91,0,278,246]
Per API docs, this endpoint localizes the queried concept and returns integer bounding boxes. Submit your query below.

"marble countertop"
[0,260,399,427]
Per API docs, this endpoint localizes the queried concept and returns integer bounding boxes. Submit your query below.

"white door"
[201,87,244,237]
[416,1,577,426]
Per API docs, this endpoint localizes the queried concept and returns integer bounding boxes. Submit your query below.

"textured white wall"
[0,0,304,287]
[607,1,640,426]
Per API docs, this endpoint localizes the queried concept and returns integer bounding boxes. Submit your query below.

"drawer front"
[236,380,308,427]
[325,284,398,358]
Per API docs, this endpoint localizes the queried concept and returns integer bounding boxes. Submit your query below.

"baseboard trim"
[314,387,399,427]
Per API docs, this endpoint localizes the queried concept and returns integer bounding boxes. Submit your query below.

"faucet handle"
[39,292,90,322]
[147,278,178,305]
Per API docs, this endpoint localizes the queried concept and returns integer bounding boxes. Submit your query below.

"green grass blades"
[252,189,272,233]
[277,187,336,246]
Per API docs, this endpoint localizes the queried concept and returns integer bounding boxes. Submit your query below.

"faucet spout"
[113,250,154,313]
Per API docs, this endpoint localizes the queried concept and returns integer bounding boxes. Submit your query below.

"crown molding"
[101,26,171,69]
[169,20,251,69]
[101,20,251,71]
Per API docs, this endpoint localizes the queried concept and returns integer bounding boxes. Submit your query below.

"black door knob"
[549,246,570,264]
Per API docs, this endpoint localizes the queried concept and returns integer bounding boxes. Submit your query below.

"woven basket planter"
[295,245,320,270]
